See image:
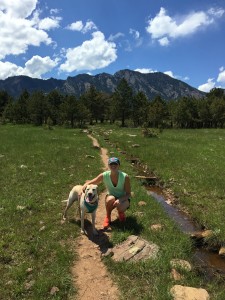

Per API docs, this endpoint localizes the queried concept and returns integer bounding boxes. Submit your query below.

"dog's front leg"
[91,211,98,235]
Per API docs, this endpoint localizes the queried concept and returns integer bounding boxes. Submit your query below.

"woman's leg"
[105,195,116,219]
[114,200,130,222]
[103,196,130,227]
[115,200,130,213]
[102,195,116,228]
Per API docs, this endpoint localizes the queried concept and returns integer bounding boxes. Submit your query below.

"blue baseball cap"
[108,157,120,165]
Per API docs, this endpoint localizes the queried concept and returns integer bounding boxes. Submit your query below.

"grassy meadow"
[93,125,225,241]
[0,125,103,299]
[1,124,225,299]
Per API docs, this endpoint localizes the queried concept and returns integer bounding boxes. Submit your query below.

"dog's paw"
[80,229,85,235]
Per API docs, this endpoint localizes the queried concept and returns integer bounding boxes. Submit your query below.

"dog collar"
[84,199,98,213]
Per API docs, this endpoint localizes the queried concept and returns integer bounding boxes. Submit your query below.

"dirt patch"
[70,136,120,300]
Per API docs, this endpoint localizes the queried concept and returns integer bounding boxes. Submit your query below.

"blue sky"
[0,0,225,92]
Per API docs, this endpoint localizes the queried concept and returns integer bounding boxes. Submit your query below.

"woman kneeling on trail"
[81,157,131,229]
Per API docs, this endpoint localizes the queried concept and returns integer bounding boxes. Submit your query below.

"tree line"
[0,78,225,128]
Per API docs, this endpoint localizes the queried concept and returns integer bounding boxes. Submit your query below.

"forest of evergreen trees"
[0,78,225,129]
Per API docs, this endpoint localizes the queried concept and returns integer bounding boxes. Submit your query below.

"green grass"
[92,125,225,299]
[1,124,225,299]
[93,125,225,241]
[0,125,103,299]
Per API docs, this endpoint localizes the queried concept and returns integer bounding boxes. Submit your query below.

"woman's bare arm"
[81,173,103,191]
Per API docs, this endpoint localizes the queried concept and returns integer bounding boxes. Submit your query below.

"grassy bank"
[1,125,225,299]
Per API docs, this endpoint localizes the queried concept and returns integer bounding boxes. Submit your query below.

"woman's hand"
[80,184,86,196]
[113,198,120,207]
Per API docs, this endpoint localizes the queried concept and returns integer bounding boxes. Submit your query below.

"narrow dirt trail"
[70,135,120,300]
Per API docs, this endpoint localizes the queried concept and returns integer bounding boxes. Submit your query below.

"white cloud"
[0,61,23,79]
[108,32,125,41]
[129,29,140,39]
[66,20,97,33]
[0,1,55,59]
[159,37,169,46]
[67,21,83,31]
[198,67,225,92]
[146,7,225,46]
[22,55,58,78]
[0,0,37,18]
[198,78,215,92]
[83,21,98,33]
[109,30,142,52]
[110,35,132,52]
[0,56,58,79]
[208,7,225,18]
[217,67,225,84]
[59,31,117,72]
[30,9,61,30]
[164,71,175,78]
[38,16,61,30]
[135,68,156,73]
[129,29,143,47]
[50,8,60,15]
[164,71,189,82]
[135,68,189,83]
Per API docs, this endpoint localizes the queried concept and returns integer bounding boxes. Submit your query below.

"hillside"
[0,69,205,100]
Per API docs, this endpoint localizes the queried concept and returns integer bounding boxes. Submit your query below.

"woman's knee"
[105,195,116,205]
[117,200,130,212]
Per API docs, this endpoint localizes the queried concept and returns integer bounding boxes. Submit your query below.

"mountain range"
[0,69,205,100]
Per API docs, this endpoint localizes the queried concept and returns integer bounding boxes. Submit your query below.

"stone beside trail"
[105,235,159,262]
[170,285,210,300]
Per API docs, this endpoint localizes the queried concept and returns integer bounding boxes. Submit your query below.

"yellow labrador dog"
[63,184,99,235]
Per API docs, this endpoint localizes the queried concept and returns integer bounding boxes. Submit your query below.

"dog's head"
[84,184,98,203]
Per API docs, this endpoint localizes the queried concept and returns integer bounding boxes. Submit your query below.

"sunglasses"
[109,163,119,166]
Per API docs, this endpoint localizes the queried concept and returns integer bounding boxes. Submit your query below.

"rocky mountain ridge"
[0,69,205,100]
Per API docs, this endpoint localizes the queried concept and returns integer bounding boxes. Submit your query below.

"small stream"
[147,185,225,277]
[101,137,225,278]
[147,186,198,234]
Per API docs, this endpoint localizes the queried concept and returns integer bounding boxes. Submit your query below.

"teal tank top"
[103,170,127,198]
